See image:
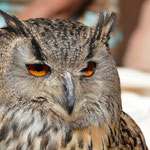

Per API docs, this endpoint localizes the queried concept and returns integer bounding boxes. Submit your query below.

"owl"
[0,10,148,150]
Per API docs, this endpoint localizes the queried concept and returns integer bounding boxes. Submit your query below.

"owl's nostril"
[64,72,75,115]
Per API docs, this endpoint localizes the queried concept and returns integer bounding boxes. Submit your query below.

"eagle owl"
[0,10,148,150]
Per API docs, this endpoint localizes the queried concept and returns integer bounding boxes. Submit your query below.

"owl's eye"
[82,62,96,77]
[26,64,50,77]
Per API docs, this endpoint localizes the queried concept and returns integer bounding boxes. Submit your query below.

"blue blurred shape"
[0,2,13,28]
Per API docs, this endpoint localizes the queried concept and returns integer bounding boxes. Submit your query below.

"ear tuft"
[93,11,117,43]
[0,10,27,36]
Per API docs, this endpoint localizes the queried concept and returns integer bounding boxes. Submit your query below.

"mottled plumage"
[0,10,148,150]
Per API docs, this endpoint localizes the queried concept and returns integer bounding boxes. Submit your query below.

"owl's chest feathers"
[0,106,120,150]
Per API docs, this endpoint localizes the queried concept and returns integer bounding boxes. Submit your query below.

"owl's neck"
[0,104,121,149]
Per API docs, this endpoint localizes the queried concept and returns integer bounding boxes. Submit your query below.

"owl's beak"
[64,72,75,115]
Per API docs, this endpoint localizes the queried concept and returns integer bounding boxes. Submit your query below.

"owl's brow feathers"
[0,10,116,62]
[87,12,116,59]
[0,10,44,61]
[94,12,116,41]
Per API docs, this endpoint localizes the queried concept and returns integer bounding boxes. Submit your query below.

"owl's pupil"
[35,64,43,72]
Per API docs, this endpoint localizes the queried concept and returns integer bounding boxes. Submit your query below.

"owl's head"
[0,11,120,128]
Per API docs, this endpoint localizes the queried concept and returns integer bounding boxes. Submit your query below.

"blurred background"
[0,0,150,147]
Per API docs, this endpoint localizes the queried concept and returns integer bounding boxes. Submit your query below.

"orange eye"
[26,64,50,77]
[82,62,96,77]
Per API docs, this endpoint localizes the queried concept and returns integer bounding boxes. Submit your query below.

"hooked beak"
[64,72,75,115]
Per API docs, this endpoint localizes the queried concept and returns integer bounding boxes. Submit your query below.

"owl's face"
[0,11,121,128]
